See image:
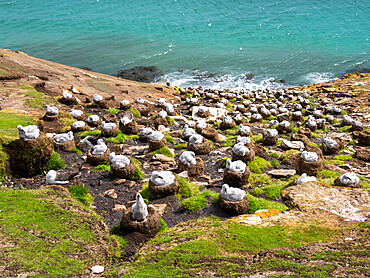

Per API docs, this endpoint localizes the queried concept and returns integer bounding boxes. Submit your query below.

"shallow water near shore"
[1,0,369,89]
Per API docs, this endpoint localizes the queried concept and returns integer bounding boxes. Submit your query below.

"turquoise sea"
[1,0,369,89]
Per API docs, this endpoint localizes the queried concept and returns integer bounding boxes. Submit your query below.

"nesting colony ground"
[0,49,369,278]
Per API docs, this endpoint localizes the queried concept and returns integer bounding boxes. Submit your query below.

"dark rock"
[116,66,163,83]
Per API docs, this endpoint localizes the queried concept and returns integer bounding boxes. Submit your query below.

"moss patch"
[0,188,120,277]
[151,146,173,158]
[92,163,111,172]
[46,151,66,171]
[76,130,101,138]
[68,184,93,207]
[106,131,139,143]
[247,157,272,174]
[180,190,219,212]
[115,217,352,277]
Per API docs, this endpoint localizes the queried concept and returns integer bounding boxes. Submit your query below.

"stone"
[103,189,117,199]
[268,169,296,178]
[113,178,126,185]
[125,180,136,188]
[112,204,126,212]
[281,181,369,222]
[276,113,290,121]
[323,164,347,174]
[151,154,176,166]
[281,139,304,150]
[91,265,105,274]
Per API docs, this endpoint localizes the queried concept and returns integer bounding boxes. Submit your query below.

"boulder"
[120,205,161,236]
[7,135,53,177]
[281,181,369,222]
[281,139,304,150]
[219,194,249,215]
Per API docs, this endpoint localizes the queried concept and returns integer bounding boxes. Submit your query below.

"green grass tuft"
[106,131,139,143]
[338,125,352,133]
[76,130,101,138]
[280,149,300,161]
[166,116,175,125]
[174,143,187,149]
[269,152,279,158]
[127,108,141,117]
[222,135,237,147]
[68,185,94,207]
[180,190,219,212]
[160,218,169,232]
[334,154,353,161]
[106,108,119,114]
[247,193,288,213]
[21,88,56,109]
[270,160,280,168]
[165,134,175,145]
[176,176,200,198]
[46,152,66,171]
[92,163,111,172]
[0,188,120,277]
[151,146,173,158]
[73,146,83,154]
[317,170,341,185]
[247,157,272,174]
[129,167,144,180]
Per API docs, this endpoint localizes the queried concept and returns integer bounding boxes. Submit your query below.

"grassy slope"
[111,218,369,278]
[0,188,121,278]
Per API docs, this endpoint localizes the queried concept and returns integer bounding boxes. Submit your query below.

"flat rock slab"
[281,181,370,222]
[281,139,304,150]
[268,169,296,178]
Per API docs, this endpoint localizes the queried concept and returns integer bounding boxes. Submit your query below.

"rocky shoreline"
[0,48,369,277]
